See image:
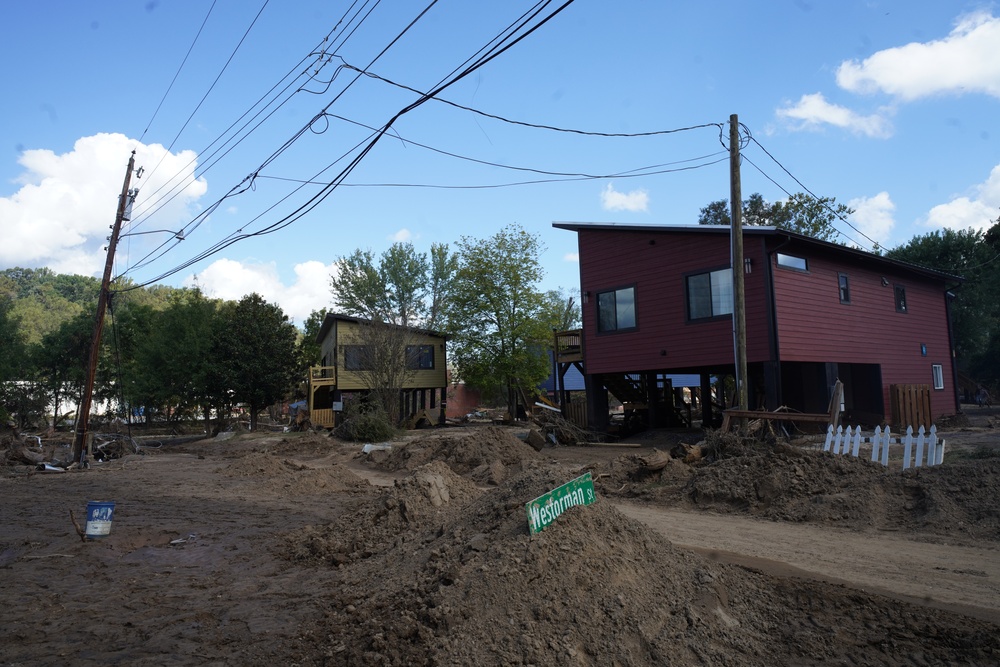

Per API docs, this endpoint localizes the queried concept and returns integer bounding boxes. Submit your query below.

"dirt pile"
[285,464,1000,666]
[224,451,370,495]
[365,425,541,482]
[286,460,484,567]
[596,441,1000,542]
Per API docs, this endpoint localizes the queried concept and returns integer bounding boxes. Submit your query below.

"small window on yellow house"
[406,345,435,370]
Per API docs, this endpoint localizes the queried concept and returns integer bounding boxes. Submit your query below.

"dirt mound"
[223,451,370,495]
[597,442,1000,542]
[286,465,1000,665]
[285,460,484,567]
[366,425,540,475]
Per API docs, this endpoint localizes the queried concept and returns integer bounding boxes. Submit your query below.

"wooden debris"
[637,448,672,473]
[525,428,546,452]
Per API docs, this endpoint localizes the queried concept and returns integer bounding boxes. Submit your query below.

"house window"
[932,364,944,390]
[894,285,907,313]
[776,253,808,271]
[686,268,733,320]
[343,345,373,371]
[406,345,435,370]
[597,286,637,332]
[838,273,851,304]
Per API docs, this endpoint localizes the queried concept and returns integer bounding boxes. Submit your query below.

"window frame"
[406,344,435,370]
[776,253,809,272]
[596,285,638,334]
[838,273,851,304]
[894,284,908,313]
[685,266,734,322]
[343,345,373,371]
[931,364,944,390]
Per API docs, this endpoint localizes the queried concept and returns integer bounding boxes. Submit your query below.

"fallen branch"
[69,509,86,542]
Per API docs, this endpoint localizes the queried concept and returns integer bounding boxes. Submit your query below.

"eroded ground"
[1,412,998,665]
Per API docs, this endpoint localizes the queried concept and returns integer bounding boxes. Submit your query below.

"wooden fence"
[824,424,944,468]
[889,383,932,430]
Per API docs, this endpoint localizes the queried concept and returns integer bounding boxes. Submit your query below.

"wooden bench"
[721,380,843,433]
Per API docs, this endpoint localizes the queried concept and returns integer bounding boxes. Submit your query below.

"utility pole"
[72,151,137,465]
[729,114,748,411]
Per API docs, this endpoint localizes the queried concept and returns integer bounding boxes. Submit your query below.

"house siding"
[770,247,954,421]
[318,317,448,391]
[577,228,771,375]
[560,223,959,425]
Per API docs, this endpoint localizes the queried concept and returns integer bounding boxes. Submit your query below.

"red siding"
[569,226,958,422]
[771,251,954,421]
[578,229,770,375]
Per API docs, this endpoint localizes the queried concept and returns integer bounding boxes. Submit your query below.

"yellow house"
[308,313,448,428]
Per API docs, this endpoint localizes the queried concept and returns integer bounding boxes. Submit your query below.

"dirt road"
[615,502,1000,624]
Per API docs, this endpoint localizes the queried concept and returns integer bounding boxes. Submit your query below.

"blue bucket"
[85,501,116,539]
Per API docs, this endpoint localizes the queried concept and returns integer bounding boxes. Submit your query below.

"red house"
[554,223,962,430]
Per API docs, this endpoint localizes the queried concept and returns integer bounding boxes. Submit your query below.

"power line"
[123,1,381,246]
[337,61,723,139]
[139,0,218,143]
[115,0,580,291]
[744,132,882,251]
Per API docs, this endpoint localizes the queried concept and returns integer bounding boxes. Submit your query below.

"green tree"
[887,221,1000,377]
[213,293,299,431]
[446,224,551,416]
[296,308,328,376]
[128,288,219,423]
[330,242,432,327]
[0,295,30,425]
[427,242,457,331]
[32,311,97,429]
[540,288,582,332]
[699,192,853,243]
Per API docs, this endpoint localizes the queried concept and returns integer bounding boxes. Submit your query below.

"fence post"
[914,425,926,468]
[851,425,862,458]
[871,426,882,462]
[823,424,834,452]
[881,426,891,467]
[902,425,914,470]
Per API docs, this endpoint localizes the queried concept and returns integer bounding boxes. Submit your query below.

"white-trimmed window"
[932,364,944,390]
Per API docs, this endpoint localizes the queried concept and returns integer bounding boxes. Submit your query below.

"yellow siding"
[333,321,447,390]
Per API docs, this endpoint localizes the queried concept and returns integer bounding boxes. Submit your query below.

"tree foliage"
[330,242,456,330]
[212,293,299,430]
[445,224,551,414]
[887,220,1000,379]
[698,192,854,243]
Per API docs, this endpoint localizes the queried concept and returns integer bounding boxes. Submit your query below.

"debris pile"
[365,425,540,476]
[285,463,1000,666]
[224,451,370,495]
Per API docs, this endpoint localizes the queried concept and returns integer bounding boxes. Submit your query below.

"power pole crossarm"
[73,151,137,465]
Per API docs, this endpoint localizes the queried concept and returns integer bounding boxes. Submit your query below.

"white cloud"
[186,258,337,326]
[776,93,893,138]
[847,191,896,245]
[564,252,579,262]
[0,132,206,276]
[837,12,1000,101]
[600,183,649,212]
[390,228,412,242]
[923,163,1000,232]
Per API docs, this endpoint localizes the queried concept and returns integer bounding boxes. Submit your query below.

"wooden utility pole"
[72,151,137,465]
[729,114,748,410]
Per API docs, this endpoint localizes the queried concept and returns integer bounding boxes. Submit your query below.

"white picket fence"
[823,424,945,468]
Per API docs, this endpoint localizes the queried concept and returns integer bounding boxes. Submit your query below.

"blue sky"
[2,0,998,326]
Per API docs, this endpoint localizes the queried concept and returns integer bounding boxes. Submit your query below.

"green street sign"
[525,472,596,534]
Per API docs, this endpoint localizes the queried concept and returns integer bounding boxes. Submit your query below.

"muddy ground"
[1,409,999,665]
